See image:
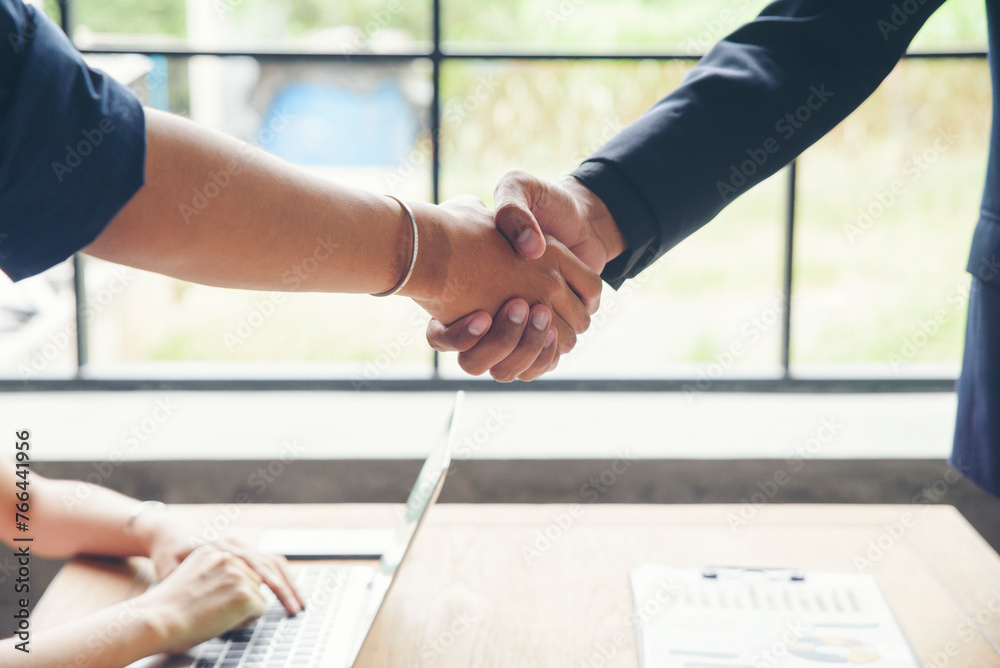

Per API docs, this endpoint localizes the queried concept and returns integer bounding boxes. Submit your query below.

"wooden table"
[33,504,1000,667]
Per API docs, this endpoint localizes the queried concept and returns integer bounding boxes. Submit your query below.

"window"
[0,0,988,391]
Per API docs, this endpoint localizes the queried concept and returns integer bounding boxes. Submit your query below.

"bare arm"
[85,109,600,343]
[1,459,303,612]
[1,462,151,559]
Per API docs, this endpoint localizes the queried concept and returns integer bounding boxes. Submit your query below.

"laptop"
[130,391,463,668]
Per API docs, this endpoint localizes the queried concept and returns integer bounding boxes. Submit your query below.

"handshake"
[400,170,627,382]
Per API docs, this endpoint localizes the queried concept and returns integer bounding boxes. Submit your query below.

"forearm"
[84,108,430,297]
[25,476,152,560]
[0,598,167,668]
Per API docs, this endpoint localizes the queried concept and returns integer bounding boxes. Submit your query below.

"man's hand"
[402,194,602,378]
[426,171,626,380]
[492,169,625,273]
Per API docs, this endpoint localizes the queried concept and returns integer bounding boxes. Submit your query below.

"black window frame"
[4,0,984,394]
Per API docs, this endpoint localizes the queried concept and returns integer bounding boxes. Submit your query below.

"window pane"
[63,0,430,52]
[0,262,77,380]
[910,0,987,52]
[442,0,770,55]
[438,60,785,378]
[84,56,435,373]
[791,59,990,375]
[441,0,986,55]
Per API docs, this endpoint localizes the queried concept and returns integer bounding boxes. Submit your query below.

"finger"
[456,299,530,377]
[214,540,300,613]
[255,557,302,616]
[545,351,562,374]
[273,556,307,611]
[488,304,552,383]
[154,553,183,581]
[426,312,492,353]
[550,313,578,355]
[234,589,267,629]
[494,169,546,259]
[552,236,604,316]
[517,327,559,381]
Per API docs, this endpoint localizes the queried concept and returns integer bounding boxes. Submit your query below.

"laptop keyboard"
[191,565,354,668]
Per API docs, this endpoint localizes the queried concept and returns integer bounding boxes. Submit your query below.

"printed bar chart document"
[630,565,920,668]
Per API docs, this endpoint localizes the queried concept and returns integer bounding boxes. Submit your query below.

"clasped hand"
[403,193,603,381]
[413,171,622,382]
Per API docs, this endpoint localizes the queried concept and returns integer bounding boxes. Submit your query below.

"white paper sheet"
[630,566,920,668]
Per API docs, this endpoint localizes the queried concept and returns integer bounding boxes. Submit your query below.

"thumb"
[494,169,547,259]
[154,552,183,580]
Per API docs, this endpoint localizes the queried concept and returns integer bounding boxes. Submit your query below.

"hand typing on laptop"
[0,460,304,668]
[134,509,305,618]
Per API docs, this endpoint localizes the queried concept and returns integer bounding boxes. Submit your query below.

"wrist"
[563,177,626,264]
[132,594,187,655]
[397,201,450,304]
[131,507,189,560]
[127,501,170,555]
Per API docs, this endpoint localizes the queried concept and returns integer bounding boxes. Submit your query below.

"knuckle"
[561,330,577,350]
[540,268,565,298]
[494,200,527,222]
[501,168,528,185]
[458,354,487,377]
[490,367,516,383]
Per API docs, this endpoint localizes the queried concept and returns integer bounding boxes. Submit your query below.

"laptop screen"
[344,391,462,664]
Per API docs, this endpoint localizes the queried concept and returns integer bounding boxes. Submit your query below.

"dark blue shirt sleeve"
[0,0,145,282]
[571,0,947,288]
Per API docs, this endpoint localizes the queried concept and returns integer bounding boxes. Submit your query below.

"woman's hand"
[136,545,268,655]
[135,509,305,615]
[400,195,603,360]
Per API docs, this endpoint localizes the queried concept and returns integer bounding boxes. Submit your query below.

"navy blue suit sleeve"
[571,0,947,288]
[0,0,146,282]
